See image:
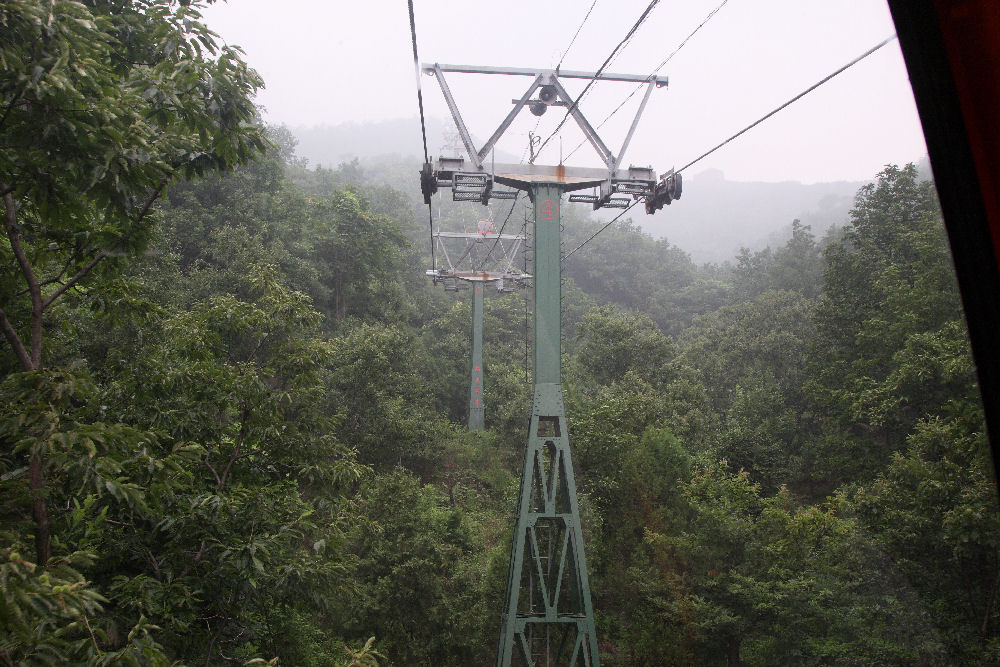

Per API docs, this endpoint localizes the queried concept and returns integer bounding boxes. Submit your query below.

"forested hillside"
[2,2,998,665]
[289,124,864,265]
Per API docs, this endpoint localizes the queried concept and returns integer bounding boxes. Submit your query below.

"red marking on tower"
[538,199,558,219]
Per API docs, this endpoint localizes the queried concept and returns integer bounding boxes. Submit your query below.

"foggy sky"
[199,0,927,184]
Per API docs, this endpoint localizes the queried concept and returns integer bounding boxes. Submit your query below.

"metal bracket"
[644,169,683,213]
[426,231,531,288]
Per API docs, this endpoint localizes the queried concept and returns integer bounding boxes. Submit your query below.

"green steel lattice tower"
[495,184,600,666]
[417,61,680,667]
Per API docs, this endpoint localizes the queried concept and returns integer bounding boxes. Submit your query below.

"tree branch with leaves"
[0,0,268,573]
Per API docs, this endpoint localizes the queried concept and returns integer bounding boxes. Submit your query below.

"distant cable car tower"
[427,223,530,431]
[419,60,681,666]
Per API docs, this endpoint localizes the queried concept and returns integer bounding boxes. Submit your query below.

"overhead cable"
[519,119,542,164]
[650,0,730,76]
[562,200,639,262]
[407,0,436,270]
[408,0,430,163]
[562,34,897,264]
[565,0,730,161]
[557,0,599,71]
[531,0,661,164]
[476,193,522,271]
[530,2,600,166]
[677,34,899,174]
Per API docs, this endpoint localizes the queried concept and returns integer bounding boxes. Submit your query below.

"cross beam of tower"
[419,63,681,667]
[424,64,666,175]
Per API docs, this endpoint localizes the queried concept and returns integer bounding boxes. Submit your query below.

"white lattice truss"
[426,231,531,291]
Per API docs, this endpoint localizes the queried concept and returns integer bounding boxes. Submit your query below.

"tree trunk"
[981,555,1000,651]
[727,637,744,667]
[3,189,42,369]
[3,187,50,566]
[29,455,50,564]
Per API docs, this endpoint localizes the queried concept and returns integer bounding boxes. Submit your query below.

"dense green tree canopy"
[1,7,997,661]
[1,0,267,374]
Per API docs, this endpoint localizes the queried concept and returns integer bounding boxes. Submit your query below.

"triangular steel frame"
[423,63,665,175]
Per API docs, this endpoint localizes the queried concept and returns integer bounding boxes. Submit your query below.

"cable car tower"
[419,63,681,667]
[427,217,530,431]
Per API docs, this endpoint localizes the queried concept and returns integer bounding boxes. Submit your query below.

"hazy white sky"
[200,0,927,184]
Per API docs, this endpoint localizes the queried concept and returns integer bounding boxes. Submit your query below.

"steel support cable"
[408,0,436,271]
[676,34,899,174]
[532,0,659,163]
[531,0,661,164]
[557,0,599,71]
[600,10,649,73]
[475,193,521,271]
[565,0,730,161]
[452,237,477,270]
[562,35,897,264]
[562,200,640,262]
[519,117,542,164]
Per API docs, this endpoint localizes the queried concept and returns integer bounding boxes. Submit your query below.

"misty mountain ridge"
[652,168,863,263]
[291,117,520,168]
[290,121,915,264]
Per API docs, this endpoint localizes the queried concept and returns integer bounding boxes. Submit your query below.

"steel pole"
[469,283,486,431]
[533,184,561,386]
